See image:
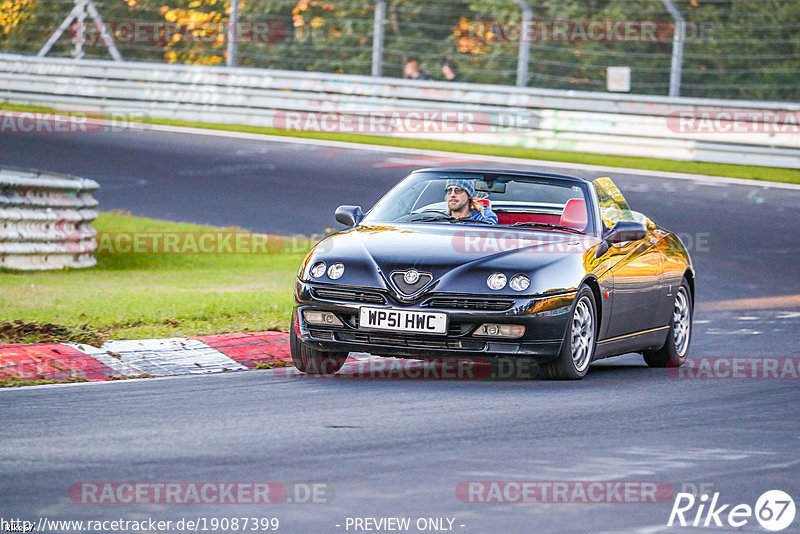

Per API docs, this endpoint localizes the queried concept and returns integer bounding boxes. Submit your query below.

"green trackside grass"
[2,103,799,185]
[0,212,308,345]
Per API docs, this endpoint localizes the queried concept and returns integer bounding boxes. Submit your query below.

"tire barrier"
[0,166,99,270]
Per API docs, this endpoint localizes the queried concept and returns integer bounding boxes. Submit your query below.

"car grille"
[334,331,485,351]
[312,288,386,304]
[308,329,335,340]
[423,297,514,311]
[390,271,433,295]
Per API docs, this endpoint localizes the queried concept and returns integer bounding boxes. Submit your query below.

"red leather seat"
[559,198,587,231]
[497,213,561,225]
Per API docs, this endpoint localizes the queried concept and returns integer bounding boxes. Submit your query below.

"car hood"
[307,223,601,297]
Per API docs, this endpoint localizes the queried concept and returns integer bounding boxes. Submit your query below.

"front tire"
[544,285,597,380]
[290,311,348,375]
[642,279,692,368]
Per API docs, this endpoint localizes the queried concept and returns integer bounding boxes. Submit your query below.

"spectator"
[441,59,461,82]
[403,59,429,80]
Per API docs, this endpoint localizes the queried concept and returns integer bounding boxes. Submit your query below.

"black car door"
[593,178,664,339]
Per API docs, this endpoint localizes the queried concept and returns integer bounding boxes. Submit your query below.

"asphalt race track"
[1,127,799,533]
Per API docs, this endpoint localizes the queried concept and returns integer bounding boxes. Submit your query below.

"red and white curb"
[1,331,478,384]
[0,331,292,382]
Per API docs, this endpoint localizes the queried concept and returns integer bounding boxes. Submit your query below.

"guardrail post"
[74,0,87,59]
[661,0,685,97]
[371,0,386,77]
[513,0,532,87]
[227,0,239,67]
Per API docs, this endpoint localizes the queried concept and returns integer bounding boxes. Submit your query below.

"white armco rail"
[0,54,798,168]
[0,167,98,270]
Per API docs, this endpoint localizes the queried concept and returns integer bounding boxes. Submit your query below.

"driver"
[445,179,498,224]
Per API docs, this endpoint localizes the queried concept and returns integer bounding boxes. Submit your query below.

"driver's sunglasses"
[445,186,466,195]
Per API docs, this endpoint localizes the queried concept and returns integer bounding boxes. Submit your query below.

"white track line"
[139,122,800,191]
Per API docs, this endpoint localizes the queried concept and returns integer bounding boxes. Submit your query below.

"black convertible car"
[291,169,694,379]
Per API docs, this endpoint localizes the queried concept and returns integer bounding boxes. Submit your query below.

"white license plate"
[359,307,447,335]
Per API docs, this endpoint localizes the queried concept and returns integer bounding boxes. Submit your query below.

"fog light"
[303,310,343,326]
[474,323,525,339]
[309,261,326,278]
[487,273,507,290]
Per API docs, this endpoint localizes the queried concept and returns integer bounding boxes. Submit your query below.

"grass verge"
[0,211,304,345]
[0,377,90,388]
[2,103,799,185]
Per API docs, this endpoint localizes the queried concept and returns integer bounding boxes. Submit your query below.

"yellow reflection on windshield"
[593,176,635,227]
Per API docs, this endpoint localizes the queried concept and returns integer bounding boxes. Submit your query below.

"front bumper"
[293,280,575,360]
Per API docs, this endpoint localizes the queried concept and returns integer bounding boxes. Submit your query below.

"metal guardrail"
[0,166,99,270]
[0,54,798,168]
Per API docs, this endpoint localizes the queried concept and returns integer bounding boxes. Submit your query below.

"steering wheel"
[396,209,450,221]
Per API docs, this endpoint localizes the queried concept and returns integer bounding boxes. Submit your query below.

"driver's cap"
[444,179,475,198]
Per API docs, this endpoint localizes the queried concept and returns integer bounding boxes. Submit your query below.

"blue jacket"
[469,206,498,224]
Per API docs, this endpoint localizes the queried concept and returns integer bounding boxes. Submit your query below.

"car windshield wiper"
[508,222,585,234]
[408,216,493,225]
[407,215,457,222]
[451,217,494,225]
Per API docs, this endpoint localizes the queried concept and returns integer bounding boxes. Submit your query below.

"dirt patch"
[0,320,107,346]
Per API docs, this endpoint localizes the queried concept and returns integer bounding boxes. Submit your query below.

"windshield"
[593,176,636,228]
[362,171,597,235]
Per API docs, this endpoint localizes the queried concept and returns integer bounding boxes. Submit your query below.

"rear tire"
[290,311,348,375]
[643,279,692,368]
[543,285,597,380]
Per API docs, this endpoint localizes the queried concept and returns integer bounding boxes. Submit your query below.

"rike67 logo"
[668,490,796,531]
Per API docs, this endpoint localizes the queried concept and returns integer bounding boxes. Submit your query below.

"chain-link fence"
[1,0,797,101]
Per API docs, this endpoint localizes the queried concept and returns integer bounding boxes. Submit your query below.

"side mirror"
[606,220,647,244]
[595,220,647,258]
[335,205,364,227]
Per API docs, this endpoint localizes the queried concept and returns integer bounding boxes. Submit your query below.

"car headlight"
[327,262,345,280]
[487,273,507,290]
[509,274,530,291]
[309,261,326,278]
